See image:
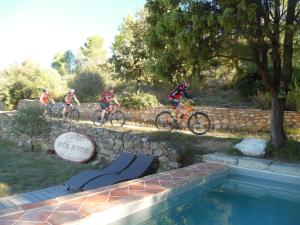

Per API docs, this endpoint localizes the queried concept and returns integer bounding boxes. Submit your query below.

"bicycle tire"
[155,111,174,131]
[188,112,210,135]
[70,109,80,122]
[92,110,104,127]
[110,110,125,127]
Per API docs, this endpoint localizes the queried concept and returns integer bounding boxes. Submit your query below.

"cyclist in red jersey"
[99,87,120,123]
[62,89,80,117]
[168,81,193,124]
[40,89,55,106]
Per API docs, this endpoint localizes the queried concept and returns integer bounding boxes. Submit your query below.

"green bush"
[120,92,160,109]
[234,65,265,97]
[13,105,50,151]
[253,91,272,110]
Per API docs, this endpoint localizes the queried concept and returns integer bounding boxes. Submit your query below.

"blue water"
[116,172,300,225]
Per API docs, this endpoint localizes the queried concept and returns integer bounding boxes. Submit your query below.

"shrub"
[286,82,300,112]
[13,105,50,151]
[234,65,265,97]
[253,91,272,110]
[120,92,160,109]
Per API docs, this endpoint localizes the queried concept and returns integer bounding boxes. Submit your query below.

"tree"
[51,50,76,75]
[146,0,300,146]
[13,105,50,151]
[77,35,107,71]
[111,9,153,93]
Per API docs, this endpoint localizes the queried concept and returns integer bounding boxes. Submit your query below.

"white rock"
[234,138,267,157]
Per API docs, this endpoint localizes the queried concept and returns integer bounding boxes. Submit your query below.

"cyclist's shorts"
[169,98,180,109]
[100,102,111,110]
[64,103,71,107]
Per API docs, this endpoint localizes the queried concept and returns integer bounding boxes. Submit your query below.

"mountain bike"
[92,104,125,127]
[155,101,211,135]
[58,104,80,122]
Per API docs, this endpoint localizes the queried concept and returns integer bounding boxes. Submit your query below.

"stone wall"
[0,111,181,171]
[0,102,6,111]
[18,99,300,131]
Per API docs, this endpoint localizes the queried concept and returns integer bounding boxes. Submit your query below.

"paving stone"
[269,161,300,176]
[0,200,14,208]
[238,157,273,170]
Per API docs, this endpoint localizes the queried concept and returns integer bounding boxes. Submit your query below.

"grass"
[0,138,102,198]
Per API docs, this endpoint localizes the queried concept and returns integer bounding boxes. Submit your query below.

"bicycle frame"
[177,103,195,122]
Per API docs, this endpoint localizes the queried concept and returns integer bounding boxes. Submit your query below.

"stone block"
[269,161,300,176]
[202,153,239,166]
[238,157,273,170]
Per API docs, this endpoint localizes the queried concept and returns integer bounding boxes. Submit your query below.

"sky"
[0,0,146,69]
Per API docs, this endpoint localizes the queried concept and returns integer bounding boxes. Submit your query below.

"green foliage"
[266,140,300,163]
[13,105,50,151]
[120,91,160,109]
[71,71,105,102]
[0,61,67,109]
[253,91,272,110]
[77,35,107,71]
[234,65,265,97]
[111,9,154,91]
[51,50,76,75]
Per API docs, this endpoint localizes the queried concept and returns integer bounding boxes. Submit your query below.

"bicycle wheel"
[155,111,174,131]
[110,110,125,127]
[188,112,210,135]
[70,109,80,122]
[92,110,103,127]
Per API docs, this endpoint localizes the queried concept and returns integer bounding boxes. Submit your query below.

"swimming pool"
[112,168,300,225]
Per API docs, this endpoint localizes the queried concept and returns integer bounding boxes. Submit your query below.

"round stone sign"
[54,132,95,163]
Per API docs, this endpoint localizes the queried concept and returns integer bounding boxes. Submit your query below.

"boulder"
[234,138,267,157]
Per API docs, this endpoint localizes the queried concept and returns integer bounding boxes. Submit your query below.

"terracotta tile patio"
[0,162,229,225]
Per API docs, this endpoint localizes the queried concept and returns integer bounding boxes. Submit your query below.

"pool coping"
[202,153,300,177]
[0,162,229,225]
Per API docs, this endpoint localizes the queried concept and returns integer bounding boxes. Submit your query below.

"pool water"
[114,169,300,225]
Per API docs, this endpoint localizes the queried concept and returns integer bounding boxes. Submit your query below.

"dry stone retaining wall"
[18,99,300,131]
[0,111,181,171]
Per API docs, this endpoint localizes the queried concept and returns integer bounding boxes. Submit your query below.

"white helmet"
[69,89,75,93]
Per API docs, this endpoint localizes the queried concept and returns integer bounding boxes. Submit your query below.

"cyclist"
[168,81,194,126]
[40,89,55,106]
[99,87,120,123]
[62,89,80,117]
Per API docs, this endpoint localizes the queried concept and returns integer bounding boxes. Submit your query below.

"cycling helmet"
[184,81,190,88]
[69,89,75,94]
[43,89,49,93]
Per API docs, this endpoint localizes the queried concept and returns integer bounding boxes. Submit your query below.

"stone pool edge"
[0,162,229,225]
[202,153,300,177]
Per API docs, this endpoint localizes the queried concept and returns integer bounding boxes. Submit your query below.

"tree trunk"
[270,94,287,146]
[135,79,141,94]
